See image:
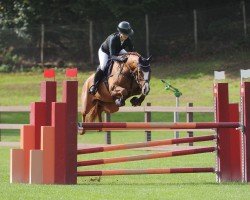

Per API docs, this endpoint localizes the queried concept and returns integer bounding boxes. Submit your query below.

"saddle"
[103,59,114,78]
[100,59,114,89]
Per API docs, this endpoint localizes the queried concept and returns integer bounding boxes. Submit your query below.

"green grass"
[1,146,250,200]
[1,53,250,199]
[1,52,250,107]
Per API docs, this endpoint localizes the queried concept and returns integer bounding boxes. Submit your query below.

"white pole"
[174,97,180,139]
[145,14,150,57]
[193,9,198,51]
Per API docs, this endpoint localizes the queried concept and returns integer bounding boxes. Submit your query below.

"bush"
[0,64,13,72]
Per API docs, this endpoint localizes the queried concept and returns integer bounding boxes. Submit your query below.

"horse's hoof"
[78,122,82,128]
[130,97,141,106]
[115,99,125,107]
[80,131,85,135]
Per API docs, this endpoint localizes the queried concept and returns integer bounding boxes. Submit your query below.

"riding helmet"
[117,21,134,36]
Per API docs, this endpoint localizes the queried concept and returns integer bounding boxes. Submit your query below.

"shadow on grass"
[76,180,241,186]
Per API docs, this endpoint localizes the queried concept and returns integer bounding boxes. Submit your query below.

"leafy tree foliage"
[0,0,246,66]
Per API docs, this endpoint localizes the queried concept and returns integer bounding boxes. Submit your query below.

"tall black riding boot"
[89,68,104,95]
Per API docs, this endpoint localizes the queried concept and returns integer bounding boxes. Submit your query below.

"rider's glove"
[120,57,128,63]
[111,56,128,63]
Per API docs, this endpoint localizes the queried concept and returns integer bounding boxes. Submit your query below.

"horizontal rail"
[77,167,215,176]
[0,124,215,131]
[77,147,216,167]
[0,124,25,130]
[119,106,214,113]
[0,106,29,112]
[0,106,214,131]
[77,135,216,154]
[0,106,215,131]
[79,122,240,131]
[77,128,214,132]
[0,106,214,113]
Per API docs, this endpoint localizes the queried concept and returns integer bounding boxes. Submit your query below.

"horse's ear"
[147,55,152,62]
[139,56,143,63]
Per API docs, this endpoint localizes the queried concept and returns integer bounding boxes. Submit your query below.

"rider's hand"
[120,57,128,63]
[111,55,128,63]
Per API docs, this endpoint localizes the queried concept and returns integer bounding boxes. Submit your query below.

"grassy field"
[1,144,250,200]
[1,52,250,107]
[1,53,250,199]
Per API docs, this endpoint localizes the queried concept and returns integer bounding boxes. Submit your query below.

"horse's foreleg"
[110,85,128,107]
[130,95,146,106]
[137,95,146,104]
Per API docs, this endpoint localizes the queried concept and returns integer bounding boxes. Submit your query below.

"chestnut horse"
[80,52,151,133]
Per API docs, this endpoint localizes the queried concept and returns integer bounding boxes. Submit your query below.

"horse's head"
[125,53,152,96]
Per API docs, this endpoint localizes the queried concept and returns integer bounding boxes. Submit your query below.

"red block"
[65,68,78,78]
[52,102,67,184]
[29,150,43,184]
[10,149,25,183]
[241,82,250,182]
[30,102,47,149]
[228,103,242,181]
[40,81,57,125]
[41,126,55,184]
[214,83,232,182]
[62,81,78,184]
[44,69,55,78]
[20,125,36,183]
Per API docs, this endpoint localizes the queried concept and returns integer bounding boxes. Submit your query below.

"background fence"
[0,104,214,144]
[0,2,250,69]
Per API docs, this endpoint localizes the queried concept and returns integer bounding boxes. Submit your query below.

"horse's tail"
[86,100,99,122]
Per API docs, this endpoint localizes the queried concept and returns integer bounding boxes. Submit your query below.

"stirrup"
[89,85,98,95]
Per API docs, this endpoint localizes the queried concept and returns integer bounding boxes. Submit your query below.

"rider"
[89,21,134,95]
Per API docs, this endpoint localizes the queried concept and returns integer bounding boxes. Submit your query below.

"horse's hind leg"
[97,109,102,122]
[97,108,103,133]
[80,114,86,135]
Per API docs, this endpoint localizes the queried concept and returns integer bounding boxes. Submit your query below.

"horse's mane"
[124,52,141,57]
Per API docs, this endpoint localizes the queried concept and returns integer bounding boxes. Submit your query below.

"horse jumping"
[80,52,152,132]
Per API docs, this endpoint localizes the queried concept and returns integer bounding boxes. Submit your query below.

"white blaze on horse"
[80,52,152,133]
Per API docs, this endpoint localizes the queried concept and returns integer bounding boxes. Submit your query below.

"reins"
[106,53,149,93]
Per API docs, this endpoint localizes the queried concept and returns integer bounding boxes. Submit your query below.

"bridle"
[108,54,151,90]
[130,58,151,89]
[129,66,148,88]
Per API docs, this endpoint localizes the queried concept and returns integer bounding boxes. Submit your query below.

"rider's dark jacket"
[101,32,134,58]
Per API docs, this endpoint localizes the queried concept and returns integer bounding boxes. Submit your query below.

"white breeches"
[98,48,127,71]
